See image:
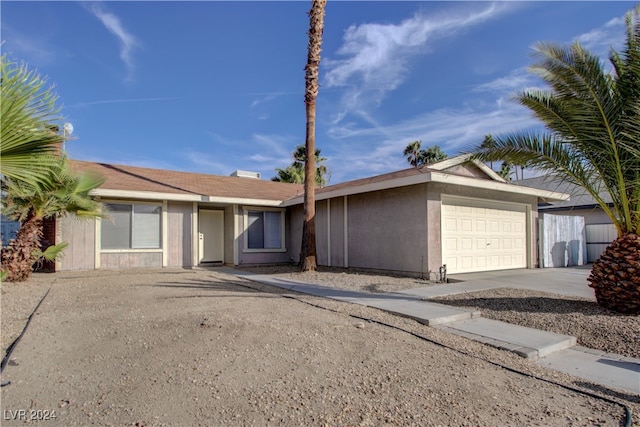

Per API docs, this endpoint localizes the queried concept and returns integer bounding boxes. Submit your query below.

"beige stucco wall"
[57,215,96,271]
[167,201,193,268]
[288,205,304,263]
[288,181,541,277]
[346,184,429,275]
[224,205,235,265]
[444,164,492,180]
[288,198,346,267]
[315,200,329,265]
[328,197,346,267]
[100,252,163,269]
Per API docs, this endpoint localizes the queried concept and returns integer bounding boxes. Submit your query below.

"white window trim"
[242,206,286,253]
[101,248,163,254]
[100,200,163,252]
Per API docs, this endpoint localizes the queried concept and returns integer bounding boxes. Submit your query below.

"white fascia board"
[91,189,285,206]
[90,189,203,202]
[281,170,569,207]
[281,172,433,207]
[428,154,472,171]
[430,154,507,183]
[206,196,283,207]
[429,172,569,201]
[471,160,507,183]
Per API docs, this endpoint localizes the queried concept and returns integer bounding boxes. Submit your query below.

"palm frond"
[35,242,69,262]
[473,6,640,235]
[1,55,64,185]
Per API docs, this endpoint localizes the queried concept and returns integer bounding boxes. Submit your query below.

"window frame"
[242,206,286,253]
[100,201,163,252]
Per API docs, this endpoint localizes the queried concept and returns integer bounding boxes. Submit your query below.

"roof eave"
[281,171,569,206]
[429,172,569,201]
[91,189,286,206]
[281,171,433,207]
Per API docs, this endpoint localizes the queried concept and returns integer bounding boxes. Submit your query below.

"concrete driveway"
[448,266,595,299]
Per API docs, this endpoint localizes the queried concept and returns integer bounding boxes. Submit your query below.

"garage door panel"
[488,255,501,267]
[460,256,473,269]
[444,218,457,232]
[444,238,457,251]
[442,197,527,274]
[444,257,458,271]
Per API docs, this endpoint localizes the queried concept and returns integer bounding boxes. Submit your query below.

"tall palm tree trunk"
[1,214,43,282]
[300,0,326,272]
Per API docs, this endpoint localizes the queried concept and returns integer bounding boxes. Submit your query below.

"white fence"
[539,213,587,268]
[585,223,617,263]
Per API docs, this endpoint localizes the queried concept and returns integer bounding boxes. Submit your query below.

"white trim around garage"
[441,195,530,274]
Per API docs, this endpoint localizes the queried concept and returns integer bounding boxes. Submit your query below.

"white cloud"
[184,133,297,179]
[71,97,178,109]
[473,68,536,95]
[251,133,296,163]
[3,29,58,65]
[324,3,514,125]
[251,93,282,108]
[184,150,235,176]
[89,4,140,81]
[576,15,626,56]
[326,100,540,182]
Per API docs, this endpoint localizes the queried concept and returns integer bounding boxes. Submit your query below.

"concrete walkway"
[224,267,640,396]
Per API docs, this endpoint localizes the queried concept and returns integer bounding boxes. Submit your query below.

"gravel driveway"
[1,268,637,426]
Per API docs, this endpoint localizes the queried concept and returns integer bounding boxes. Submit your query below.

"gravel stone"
[1,267,638,426]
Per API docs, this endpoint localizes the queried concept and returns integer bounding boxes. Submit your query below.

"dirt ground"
[1,268,638,426]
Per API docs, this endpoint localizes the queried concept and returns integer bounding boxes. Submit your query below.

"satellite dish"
[63,122,74,136]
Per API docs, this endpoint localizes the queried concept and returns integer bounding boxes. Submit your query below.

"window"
[245,210,284,250]
[102,203,161,250]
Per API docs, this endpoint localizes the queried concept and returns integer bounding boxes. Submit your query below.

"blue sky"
[2,1,634,184]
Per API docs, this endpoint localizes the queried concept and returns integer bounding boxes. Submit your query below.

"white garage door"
[442,196,528,274]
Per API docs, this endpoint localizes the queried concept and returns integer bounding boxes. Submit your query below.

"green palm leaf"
[1,55,64,185]
[473,6,640,236]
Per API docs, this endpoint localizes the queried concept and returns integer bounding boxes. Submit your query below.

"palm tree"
[404,141,448,167]
[498,162,513,181]
[403,140,422,167]
[481,135,496,170]
[472,6,640,313]
[272,164,305,184]
[1,158,104,282]
[272,144,329,186]
[1,55,65,186]
[300,0,326,272]
[419,144,448,165]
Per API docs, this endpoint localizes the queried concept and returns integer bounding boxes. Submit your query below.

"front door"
[199,210,224,263]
